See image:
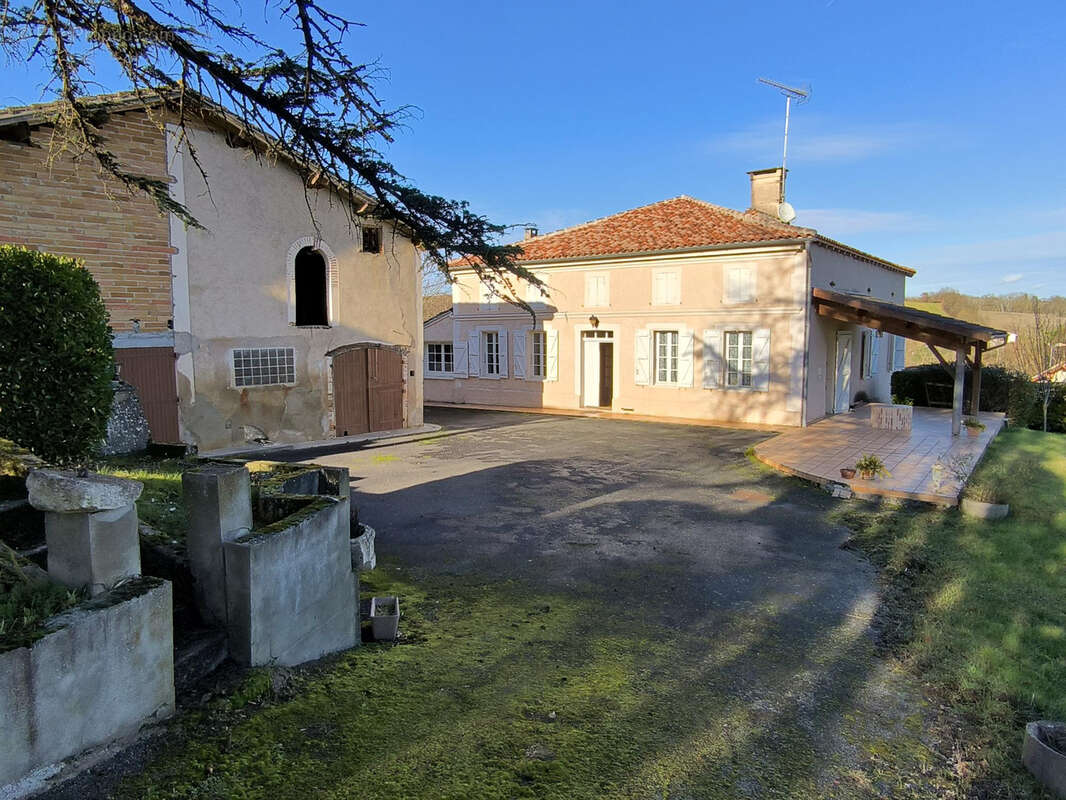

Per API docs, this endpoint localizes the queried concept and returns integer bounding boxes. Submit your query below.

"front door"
[599,342,614,407]
[332,346,405,436]
[834,333,853,413]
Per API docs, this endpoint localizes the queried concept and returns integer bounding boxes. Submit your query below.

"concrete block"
[45,504,140,595]
[182,463,252,625]
[351,523,376,571]
[27,470,142,513]
[0,580,174,788]
[224,496,358,666]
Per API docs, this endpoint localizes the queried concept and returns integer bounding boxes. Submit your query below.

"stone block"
[45,503,140,594]
[870,403,913,431]
[100,380,150,456]
[182,463,252,626]
[0,580,174,788]
[224,496,357,666]
[27,470,143,513]
[351,523,376,571]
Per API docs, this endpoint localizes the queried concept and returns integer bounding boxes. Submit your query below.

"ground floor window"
[725,331,753,387]
[233,347,296,387]
[427,342,453,373]
[531,331,546,377]
[483,331,500,375]
[654,330,679,384]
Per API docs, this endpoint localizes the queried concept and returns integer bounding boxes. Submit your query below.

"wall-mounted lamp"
[589,315,599,328]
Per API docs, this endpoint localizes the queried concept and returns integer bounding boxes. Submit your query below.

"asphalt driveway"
[289,407,945,796]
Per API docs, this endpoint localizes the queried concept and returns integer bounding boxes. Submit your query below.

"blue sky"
[3,1,1064,297]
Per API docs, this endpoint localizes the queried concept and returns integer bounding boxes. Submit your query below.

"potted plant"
[963,417,986,437]
[370,595,400,641]
[854,454,890,481]
[960,480,1009,520]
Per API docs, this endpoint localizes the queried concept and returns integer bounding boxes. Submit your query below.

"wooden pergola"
[812,288,1011,435]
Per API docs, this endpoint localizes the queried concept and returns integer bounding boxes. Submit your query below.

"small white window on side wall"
[652,270,680,305]
[584,273,609,307]
[723,267,756,304]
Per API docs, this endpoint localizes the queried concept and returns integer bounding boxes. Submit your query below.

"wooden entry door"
[112,347,181,443]
[599,342,614,407]
[332,346,404,436]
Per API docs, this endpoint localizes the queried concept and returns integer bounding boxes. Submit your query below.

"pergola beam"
[814,304,968,351]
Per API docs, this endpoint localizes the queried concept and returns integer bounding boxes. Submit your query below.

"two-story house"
[424,168,913,427]
[0,92,423,452]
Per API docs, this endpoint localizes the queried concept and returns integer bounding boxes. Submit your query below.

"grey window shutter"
[871,333,881,375]
[678,332,694,387]
[752,328,771,392]
[452,342,468,378]
[546,329,559,381]
[702,329,722,388]
[512,331,526,379]
[893,334,906,372]
[634,330,651,386]
[467,331,480,378]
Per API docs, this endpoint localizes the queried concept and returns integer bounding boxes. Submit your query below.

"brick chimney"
[524,225,539,240]
[748,167,787,217]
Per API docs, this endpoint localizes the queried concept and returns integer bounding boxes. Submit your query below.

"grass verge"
[96,455,189,546]
[835,428,1066,794]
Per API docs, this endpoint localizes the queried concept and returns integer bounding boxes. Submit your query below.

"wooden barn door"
[368,348,404,431]
[112,347,181,443]
[332,347,370,436]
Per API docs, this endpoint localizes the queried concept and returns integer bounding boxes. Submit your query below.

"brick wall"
[0,110,174,333]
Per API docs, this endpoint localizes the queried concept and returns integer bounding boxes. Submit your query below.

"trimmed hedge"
[0,246,114,463]
[891,364,1064,432]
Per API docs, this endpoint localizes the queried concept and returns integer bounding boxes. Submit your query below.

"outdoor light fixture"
[589,315,599,328]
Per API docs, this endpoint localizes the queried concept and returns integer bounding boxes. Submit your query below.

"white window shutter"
[678,331,694,387]
[746,269,757,302]
[871,334,881,375]
[893,334,906,372]
[545,329,559,381]
[634,330,651,386]
[512,331,526,379]
[467,331,480,378]
[702,329,722,389]
[498,330,509,378]
[752,328,771,392]
[452,342,468,378]
[584,276,595,307]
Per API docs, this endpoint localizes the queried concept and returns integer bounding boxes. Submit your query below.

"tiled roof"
[451,195,914,275]
[422,293,452,322]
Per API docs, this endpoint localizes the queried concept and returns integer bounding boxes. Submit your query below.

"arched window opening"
[294,246,328,326]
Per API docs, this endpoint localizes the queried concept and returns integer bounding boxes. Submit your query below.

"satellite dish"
[777,201,796,223]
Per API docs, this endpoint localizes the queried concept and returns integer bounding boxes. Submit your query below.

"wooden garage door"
[368,348,404,431]
[112,347,181,443]
[332,346,404,436]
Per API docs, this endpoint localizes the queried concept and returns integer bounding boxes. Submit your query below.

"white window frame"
[654,330,680,385]
[530,330,547,378]
[482,330,501,376]
[584,273,610,308]
[724,330,754,388]
[231,347,297,389]
[426,342,454,376]
[286,236,338,327]
[652,268,680,306]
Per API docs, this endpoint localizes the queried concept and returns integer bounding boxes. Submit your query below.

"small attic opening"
[294,246,328,326]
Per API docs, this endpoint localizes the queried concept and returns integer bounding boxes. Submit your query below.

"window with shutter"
[584,273,609,307]
[725,331,753,387]
[652,269,680,305]
[654,331,680,385]
[893,334,906,372]
[724,267,756,304]
[530,331,547,378]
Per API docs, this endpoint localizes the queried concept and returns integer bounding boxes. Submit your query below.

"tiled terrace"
[754,406,1006,505]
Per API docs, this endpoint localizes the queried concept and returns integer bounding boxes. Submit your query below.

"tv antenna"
[757,77,810,220]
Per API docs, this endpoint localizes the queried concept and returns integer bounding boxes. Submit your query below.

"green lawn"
[835,428,1066,790]
[96,455,189,547]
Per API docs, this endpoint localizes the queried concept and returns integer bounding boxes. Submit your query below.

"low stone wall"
[225,497,358,666]
[0,579,175,788]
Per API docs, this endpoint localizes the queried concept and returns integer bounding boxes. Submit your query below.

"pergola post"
[969,342,984,416]
[952,346,966,436]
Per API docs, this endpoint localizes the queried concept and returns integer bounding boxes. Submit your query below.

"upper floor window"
[725,331,753,387]
[584,273,609,307]
[294,246,328,326]
[654,330,679,384]
[652,269,680,305]
[483,331,500,375]
[362,226,382,253]
[724,267,756,304]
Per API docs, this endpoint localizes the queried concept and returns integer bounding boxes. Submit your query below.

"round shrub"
[0,246,114,463]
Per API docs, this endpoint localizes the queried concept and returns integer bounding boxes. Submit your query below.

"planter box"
[870,403,913,431]
[0,579,174,789]
[961,497,1010,520]
[370,596,400,641]
[1023,721,1066,798]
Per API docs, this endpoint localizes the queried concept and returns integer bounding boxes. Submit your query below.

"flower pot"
[839,468,856,479]
[858,469,876,481]
[960,497,1009,520]
[1022,721,1066,797]
[370,595,400,641]
[965,427,980,437]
